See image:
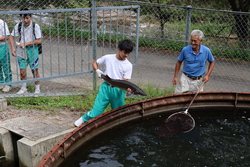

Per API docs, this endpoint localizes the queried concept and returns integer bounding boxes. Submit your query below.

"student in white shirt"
[9,8,42,94]
[74,39,134,127]
[0,19,12,92]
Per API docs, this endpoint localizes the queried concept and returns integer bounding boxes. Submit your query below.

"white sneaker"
[0,86,3,90]
[2,85,12,92]
[34,89,40,94]
[16,88,28,94]
[74,117,84,127]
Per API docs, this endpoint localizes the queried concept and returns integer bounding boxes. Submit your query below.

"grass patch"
[7,94,95,112]
[6,84,174,113]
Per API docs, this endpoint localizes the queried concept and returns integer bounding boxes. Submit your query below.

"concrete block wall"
[0,98,14,166]
[17,128,74,167]
[0,98,75,167]
[0,98,7,111]
[0,127,74,167]
[0,128,15,167]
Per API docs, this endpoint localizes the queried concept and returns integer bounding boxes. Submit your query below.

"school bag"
[18,22,42,54]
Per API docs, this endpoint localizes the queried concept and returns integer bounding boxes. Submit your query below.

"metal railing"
[0,5,140,97]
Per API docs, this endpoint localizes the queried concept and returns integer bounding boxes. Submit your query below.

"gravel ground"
[0,105,84,126]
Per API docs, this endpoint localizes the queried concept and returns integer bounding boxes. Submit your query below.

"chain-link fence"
[99,1,250,92]
[0,5,140,97]
[0,0,249,97]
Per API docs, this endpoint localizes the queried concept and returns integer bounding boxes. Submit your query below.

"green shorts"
[18,45,39,70]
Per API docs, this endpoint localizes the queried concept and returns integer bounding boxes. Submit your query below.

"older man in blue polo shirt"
[172,29,215,94]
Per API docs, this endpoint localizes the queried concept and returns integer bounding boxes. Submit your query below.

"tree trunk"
[234,14,249,48]
[228,0,249,48]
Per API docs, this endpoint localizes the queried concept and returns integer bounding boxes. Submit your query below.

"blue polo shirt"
[177,45,215,77]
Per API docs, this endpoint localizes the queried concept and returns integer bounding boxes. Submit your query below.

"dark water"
[62,115,250,167]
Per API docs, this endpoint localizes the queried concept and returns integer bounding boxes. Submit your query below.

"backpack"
[18,22,42,54]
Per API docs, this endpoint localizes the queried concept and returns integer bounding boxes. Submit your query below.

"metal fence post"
[92,0,98,91]
[185,5,192,46]
[135,6,140,65]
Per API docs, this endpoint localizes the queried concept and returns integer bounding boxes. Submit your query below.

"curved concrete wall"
[37,91,250,167]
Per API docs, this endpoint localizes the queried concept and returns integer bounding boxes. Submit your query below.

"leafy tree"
[57,0,90,9]
[0,0,91,9]
[227,0,250,48]
[135,0,249,47]
[135,0,179,38]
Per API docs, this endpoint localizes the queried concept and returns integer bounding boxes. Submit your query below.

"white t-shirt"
[0,19,10,45]
[11,21,42,43]
[97,54,132,80]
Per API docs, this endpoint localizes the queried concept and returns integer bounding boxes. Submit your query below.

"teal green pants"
[0,44,12,84]
[82,82,125,122]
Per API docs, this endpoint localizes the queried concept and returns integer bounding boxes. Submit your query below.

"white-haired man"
[172,29,215,94]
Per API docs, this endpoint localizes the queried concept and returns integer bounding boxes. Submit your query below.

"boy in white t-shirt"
[9,8,42,94]
[0,19,12,92]
[75,39,134,127]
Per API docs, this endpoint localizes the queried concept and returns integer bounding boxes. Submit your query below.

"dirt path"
[0,105,84,128]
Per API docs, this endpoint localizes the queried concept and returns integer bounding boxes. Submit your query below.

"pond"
[61,112,250,167]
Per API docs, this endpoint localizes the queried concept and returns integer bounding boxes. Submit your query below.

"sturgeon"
[101,74,147,96]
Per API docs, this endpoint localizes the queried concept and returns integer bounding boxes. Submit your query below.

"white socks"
[21,83,40,91]
[35,84,40,91]
[21,83,27,90]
